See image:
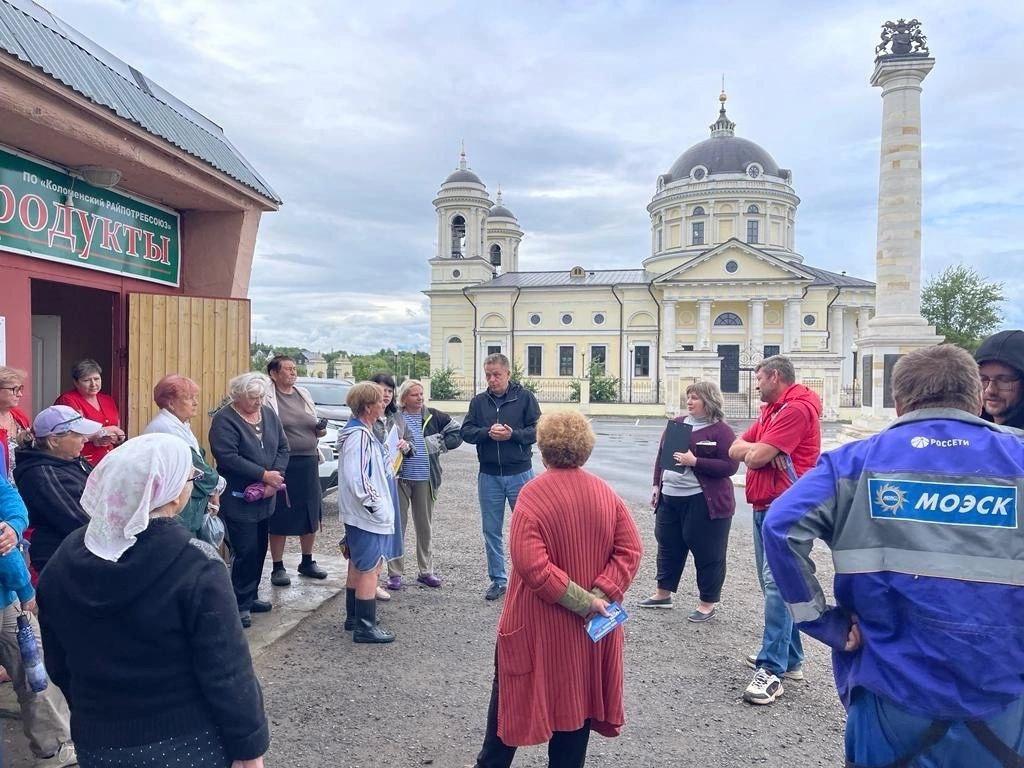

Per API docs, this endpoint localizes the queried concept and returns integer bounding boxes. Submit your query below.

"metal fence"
[840,385,861,408]
[527,378,576,403]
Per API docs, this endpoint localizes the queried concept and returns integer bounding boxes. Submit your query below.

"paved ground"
[258,443,846,767]
[3,419,849,766]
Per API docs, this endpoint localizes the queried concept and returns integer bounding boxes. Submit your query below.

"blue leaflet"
[586,602,629,642]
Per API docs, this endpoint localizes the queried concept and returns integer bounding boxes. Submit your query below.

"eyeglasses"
[48,415,84,435]
[188,467,204,482]
[0,386,24,395]
[980,375,1021,391]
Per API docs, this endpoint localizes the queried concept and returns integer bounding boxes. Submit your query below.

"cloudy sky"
[48,0,1024,353]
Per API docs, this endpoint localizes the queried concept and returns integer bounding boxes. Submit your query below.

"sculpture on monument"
[875,18,929,58]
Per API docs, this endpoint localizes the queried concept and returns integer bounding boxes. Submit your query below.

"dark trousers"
[655,492,731,602]
[476,664,592,768]
[224,516,270,612]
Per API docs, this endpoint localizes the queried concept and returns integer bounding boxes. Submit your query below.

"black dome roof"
[445,168,482,184]
[489,204,515,218]
[667,135,780,181]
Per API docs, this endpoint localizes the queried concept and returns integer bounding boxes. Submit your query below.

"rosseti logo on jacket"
[910,436,970,448]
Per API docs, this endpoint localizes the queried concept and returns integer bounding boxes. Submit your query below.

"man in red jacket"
[728,355,821,705]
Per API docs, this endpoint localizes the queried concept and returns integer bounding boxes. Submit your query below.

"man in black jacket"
[460,353,541,601]
[976,330,1024,430]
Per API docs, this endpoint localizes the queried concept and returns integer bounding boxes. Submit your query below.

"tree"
[429,367,461,400]
[921,264,1004,351]
[509,362,538,394]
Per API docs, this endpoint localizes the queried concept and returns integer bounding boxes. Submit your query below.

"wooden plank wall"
[127,294,251,455]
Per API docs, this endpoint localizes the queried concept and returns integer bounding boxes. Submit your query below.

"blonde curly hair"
[536,412,595,469]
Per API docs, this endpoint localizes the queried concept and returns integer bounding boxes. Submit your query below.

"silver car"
[297,377,354,495]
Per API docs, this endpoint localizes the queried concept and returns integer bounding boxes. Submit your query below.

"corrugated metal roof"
[800,264,874,288]
[0,0,280,204]
[479,263,874,289]
[482,270,654,288]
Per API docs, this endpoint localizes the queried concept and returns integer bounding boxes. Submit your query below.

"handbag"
[198,511,226,550]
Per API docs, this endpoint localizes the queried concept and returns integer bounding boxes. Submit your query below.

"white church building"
[426,93,875,418]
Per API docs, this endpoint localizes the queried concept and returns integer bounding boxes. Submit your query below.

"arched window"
[713,312,743,327]
[447,336,462,344]
[489,244,502,266]
[692,206,706,216]
[451,215,466,258]
[747,204,760,214]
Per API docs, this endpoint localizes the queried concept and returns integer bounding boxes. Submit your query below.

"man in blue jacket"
[461,353,541,601]
[764,344,1024,766]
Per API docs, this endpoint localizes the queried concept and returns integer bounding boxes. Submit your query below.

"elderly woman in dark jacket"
[640,381,739,622]
[14,405,100,573]
[209,373,289,628]
[38,434,269,768]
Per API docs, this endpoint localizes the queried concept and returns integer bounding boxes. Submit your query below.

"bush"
[430,367,461,400]
[510,362,539,394]
[568,363,620,403]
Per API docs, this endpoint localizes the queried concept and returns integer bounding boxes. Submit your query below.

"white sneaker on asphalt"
[743,668,784,705]
[35,742,77,767]
[744,653,803,681]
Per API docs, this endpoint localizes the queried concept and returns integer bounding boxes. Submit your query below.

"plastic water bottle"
[16,614,47,693]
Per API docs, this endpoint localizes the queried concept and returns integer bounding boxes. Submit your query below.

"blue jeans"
[846,688,1024,767]
[752,508,803,677]
[478,470,534,586]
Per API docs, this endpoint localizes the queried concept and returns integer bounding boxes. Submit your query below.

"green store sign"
[0,146,180,286]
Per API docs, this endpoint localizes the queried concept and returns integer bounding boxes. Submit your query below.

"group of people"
[2,330,1024,767]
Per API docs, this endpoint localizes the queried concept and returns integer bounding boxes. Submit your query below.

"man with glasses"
[975,330,1024,429]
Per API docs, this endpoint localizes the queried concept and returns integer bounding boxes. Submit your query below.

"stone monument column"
[857,19,942,419]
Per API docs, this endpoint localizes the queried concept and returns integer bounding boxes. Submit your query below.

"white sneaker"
[35,742,77,767]
[743,668,784,705]
[744,653,803,680]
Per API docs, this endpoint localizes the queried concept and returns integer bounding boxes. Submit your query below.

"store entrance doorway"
[30,279,118,415]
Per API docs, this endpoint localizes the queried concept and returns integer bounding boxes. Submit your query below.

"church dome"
[445,168,483,184]
[664,92,781,182]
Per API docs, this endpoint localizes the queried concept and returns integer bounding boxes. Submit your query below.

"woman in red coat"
[474,411,643,767]
[54,359,125,466]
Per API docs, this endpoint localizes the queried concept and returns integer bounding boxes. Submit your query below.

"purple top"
[652,418,739,519]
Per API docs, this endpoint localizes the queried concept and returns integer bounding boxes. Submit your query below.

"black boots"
[352,598,395,644]
[344,588,356,631]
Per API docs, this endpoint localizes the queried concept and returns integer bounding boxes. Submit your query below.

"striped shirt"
[399,411,430,481]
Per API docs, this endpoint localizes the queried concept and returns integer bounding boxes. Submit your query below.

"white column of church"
[857,306,871,339]
[830,304,846,353]
[748,298,765,356]
[786,298,802,351]
[697,300,712,351]
[662,300,677,358]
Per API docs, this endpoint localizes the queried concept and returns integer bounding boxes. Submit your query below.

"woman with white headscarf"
[37,434,270,768]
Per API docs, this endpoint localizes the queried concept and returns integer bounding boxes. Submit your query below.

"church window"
[527,346,543,376]
[559,346,575,377]
[570,266,586,278]
[725,259,738,274]
[451,215,466,258]
[747,204,760,214]
[633,346,650,377]
[561,313,573,326]
[489,244,502,266]
[764,345,781,358]
[692,206,706,216]
[593,312,606,325]
[487,344,502,356]
[452,269,462,278]
[746,220,759,244]
[447,336,462,344]
[803,314,816,327]
[529,313,541,326]
[714,312,743,327]
[656,228,663,252]
[692,221,705,246]
[746,163,763,179]
[691,166,708,182]
[590,345,607,375]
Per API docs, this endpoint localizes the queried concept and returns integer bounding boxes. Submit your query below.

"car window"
[301,382,352,406]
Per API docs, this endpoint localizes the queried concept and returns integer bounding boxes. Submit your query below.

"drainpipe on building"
[611,285,624,395]
[510,287,521,370]
[462,286,479,392]
[646,281,661,404]
[824,286,843,351]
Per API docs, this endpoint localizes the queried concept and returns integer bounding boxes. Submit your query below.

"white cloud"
[46,0,1024,351]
